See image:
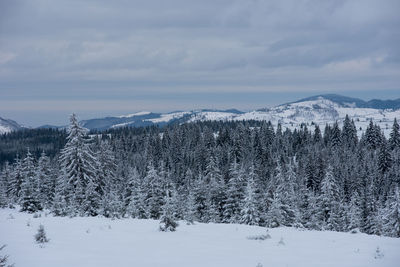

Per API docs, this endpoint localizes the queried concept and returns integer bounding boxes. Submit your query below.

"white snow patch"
[188,111,237,122]
[147,112,191,123]
[0,125,12,134]
[178,99,400,138]
[110,122,133,128]
[118,111,151,118]
[1,208,399,267]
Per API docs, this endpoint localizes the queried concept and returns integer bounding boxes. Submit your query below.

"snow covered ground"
[1,208,399,267]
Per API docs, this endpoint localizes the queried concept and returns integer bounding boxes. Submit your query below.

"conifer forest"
[1,114,400,238]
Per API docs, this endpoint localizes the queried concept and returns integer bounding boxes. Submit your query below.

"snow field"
[1,208,400,267]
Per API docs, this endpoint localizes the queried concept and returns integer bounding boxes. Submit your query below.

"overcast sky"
[0,0,399,126]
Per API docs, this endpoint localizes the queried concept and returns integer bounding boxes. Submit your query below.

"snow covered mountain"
[0,116,24,134]
[291,94,400,109]
[78,94,400,136]
[239,94,400,136]
[3,94,399,135]
[79,109,245,131]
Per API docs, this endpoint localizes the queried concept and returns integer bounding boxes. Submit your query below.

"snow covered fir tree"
[1,114,400,237]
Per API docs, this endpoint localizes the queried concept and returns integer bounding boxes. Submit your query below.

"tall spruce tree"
[389,118,400,150]
[0,163,12,208]
[347,192,362,231]
[378,139,392,175]
[59,113,97,215]
[126,168,147,219]
[240,165,259,225]
[318,164,342,230]
[222,159,244,223]
[204,155,224,223]
[342,115,358,149]
[0,173,7,208]
[36,152,54,209]
[97,140,120,217]
[383,186,400,237]
[20,150,42,213]
[8,157,23,204]
[159,189,178,232]
[143,162,164,219]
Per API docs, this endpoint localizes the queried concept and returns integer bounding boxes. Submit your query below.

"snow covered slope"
[1,208,399,267]
[78,95,400,137]
[173,96,400,136]
[236,97,400,136]
[79,109,244,130]
[0,117,24,135]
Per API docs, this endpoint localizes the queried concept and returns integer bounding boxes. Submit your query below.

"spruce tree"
[330,122,342,149]
[383,186,400,237]
[365,120,382,150]
[36,152,54,209]
[347,192,362,231]
[389,118,400,150]
[35,224,49,244]
[192,175,208,222]
[8,157,23,204]
[342,115,358,149]
[184,189,197,224]
[222,159,244,223]
[0,163,11,208]
[0,178,7,208]
[143,162,164,219]
[0,244,13,267]
[378,139,392,175]
[126,168,147,218]
[159,190,178,232]
[275,162,296,226]
[313,125,322,143]
[20,151,42,213]
[240,166,259,225]
[299,188,320,229]
[59,114,97,215]
[83,177,101,216]
[97,140,118,216]
[204,155,224,223]
[318,164,341,230]
[266,195,284,228]
[265,162,296,227]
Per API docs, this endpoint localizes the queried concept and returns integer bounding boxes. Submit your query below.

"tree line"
[0,114,399,237]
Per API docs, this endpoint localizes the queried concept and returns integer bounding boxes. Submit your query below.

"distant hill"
[292,94,400,109]
[3,94,400,135]
[0,117,24,134]
[73,94,400,137]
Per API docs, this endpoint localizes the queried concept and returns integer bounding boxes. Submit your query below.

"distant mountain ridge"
[291,94,400,109]
[2,94,400,135]
[79,109,243,131]
[0,117,25,134]
[74,94,400,137]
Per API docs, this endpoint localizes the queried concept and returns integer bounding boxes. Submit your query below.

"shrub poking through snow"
[247,232,271,241]
[374,246,384,259]
[35,225,49,245]
[278,237,285,246]
[0,245,14,267]
[159,189,178,232]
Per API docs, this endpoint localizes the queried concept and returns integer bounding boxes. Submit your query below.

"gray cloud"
[0,0,399,126]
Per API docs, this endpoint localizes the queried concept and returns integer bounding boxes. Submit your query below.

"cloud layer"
[0,0,399,125]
